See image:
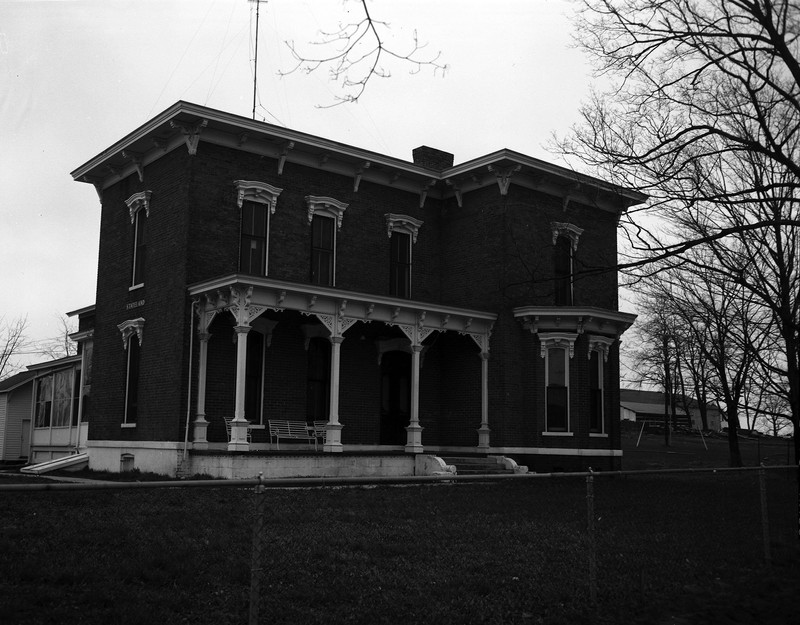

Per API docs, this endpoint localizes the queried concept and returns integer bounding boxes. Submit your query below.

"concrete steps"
[439,456,517,475]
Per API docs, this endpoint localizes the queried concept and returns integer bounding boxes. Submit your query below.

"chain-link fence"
[1,466,797,625]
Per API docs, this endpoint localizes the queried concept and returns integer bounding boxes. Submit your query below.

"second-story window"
[305,196,349,288]
[385,213,423,300]
[551,222,583,307]
[240,201,267,275]
[311,215,335,286]
[126,191,151,289]
[554,235,573,306]
[389,231,411,298]
[235,180,283,277]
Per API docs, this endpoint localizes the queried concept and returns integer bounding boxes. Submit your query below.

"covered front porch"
[187,275,497,456]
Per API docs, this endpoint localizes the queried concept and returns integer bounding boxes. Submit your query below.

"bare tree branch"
[279,0,447,106]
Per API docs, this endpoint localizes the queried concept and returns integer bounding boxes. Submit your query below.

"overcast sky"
[1,0,598,368]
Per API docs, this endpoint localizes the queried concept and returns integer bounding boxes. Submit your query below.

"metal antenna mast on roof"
[250,0,264,120]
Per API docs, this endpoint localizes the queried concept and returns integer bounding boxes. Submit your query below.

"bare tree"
[279,0,447,106]
[36,314,77,361]
[558,1,800,466]
[561,1,800,251]
[0,315,31,381]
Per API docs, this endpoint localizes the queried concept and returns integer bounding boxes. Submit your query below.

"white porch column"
[405,344,424,453]
[229,325,251,451]
[477,351,490,450]
[324,336,344,452]
[193,332,211,450]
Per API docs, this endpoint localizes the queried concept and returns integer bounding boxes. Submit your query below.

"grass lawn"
[1,451,798,624]
[621,426,795,470]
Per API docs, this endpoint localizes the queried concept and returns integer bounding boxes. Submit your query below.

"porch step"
[439,456,515,475]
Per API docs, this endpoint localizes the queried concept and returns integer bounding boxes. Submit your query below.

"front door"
[380,351,411,445]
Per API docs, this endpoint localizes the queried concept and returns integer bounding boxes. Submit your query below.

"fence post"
[250,473,266,625]
[758,465,771,568]
[586,468,597,605]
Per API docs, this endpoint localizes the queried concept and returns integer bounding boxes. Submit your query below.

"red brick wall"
[89,149,192,443]
[86,137,625,457]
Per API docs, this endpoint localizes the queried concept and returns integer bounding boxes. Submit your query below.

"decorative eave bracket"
[419,179,437,208]
[488,164,521,196]
[122,150,144,182]
[445,179,463,207]
[278,141,295,175]
[354,161,370,192]
[169,119,207,156]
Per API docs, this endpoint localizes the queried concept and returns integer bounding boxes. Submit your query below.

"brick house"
[70,101,642,478]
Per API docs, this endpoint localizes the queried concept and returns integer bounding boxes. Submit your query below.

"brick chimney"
[412,146,454,171]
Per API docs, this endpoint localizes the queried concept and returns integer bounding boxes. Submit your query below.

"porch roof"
[188,274,497,351]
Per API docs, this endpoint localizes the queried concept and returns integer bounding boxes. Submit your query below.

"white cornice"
[71,101,648,212]
[513,306,637,338]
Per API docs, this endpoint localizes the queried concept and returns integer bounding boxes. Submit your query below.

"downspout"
[183,299,196,464]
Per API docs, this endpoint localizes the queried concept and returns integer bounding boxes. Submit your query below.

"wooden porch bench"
[268,419,318,450]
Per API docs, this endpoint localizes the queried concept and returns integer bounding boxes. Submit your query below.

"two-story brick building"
[70,101,642,478]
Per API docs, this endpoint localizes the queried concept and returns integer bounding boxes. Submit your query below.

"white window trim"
[551,221,582,306]
[588,335,614,435]
[118,318,144,426]
[306,196,348,288]
[550,222,583,250]
[305,196,348,229]
[385,213,424,243]
[126,191,151,290]
[540,332,577,434]
[235,180,283,276]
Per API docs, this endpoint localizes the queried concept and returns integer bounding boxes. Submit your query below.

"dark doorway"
[380,350,411,445]
[306,337,331,421]
[245,331,264,423]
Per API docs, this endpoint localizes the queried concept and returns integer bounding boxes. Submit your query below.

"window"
[311,214,335,286]
[546,347,569,432]
[35,376,52,428]
[385,213,423,299]
[390,231,411,298]
[132,208,147,286]
[126,191,151,288]
[539,332,577,434]
[51,370,72,427]
[554,235,573,306]
[240,201,267,275]
[589,349,603,433]
[235,180,282,276]
[118,318,144,426]
[551,222,583,306]
[587,335,613,435]
[124,337,141,424]
[305,196,348,287]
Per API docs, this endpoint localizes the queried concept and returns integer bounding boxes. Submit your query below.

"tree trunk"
[698,401,709,431]
[726,408,743,467]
